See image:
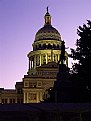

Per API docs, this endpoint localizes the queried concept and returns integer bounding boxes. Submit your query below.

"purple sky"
[0,0,91,89]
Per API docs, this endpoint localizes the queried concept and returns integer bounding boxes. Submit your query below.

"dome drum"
[33,43,61,51]
[32,40,61,51]
[33,44,61,51]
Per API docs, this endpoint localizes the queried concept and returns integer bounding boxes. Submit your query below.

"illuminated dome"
[35,25,61,41]
[35,7,61,42]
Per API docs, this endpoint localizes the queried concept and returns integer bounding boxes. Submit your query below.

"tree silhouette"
[43,87,55,103]
[70,20,91,102]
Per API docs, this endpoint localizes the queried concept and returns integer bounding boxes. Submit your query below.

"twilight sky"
[0,0,91,89]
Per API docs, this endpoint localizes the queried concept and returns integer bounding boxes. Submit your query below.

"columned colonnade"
[28,52,68,70]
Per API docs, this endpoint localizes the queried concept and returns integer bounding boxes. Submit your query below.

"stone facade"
[0,82,23,104]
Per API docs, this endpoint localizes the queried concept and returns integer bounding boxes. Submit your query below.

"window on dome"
[36,45,37,50]
[33,46,35,51]
[57,44,59,49]
[43,44,46,49]
[53,44,56,49]
[39,44,41,49]
[47,44,52,49]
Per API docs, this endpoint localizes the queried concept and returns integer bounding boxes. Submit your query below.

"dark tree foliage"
[70,20,91,102]
[43,87,55,103]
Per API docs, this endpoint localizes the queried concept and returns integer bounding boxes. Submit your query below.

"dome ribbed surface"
[35,25,61,41]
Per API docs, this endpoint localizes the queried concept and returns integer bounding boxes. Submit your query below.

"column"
[7,98,9,103]
[37,92,39,103]
[32,61,33,68]
[24,92,26,103]
[40,92,43,102]
[24,92,28,103]
[0,97,1,103]
[37,56,38,66]
[58,54,60,62]
[33,58,34,68]
[51,49,53,61]
[40,54,41,66]
[31,60,32,69]
[46,54,48,64]
[15,97,17,103]
[29,59,30,70]
[27,92,28,103]
[41,54,43,65]
[34,55,36,68]
[55,54,57,62]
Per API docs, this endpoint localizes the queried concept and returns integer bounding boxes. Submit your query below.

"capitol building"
[0,8,68,104]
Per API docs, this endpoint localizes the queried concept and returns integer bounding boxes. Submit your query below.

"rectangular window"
[13,99,15,103]
[9,98,15,103]
[2,98,7,104]
[37,81,42,87]
[17,98,23,103]
[2,99,4,104]
[10,99,12,103]
[24,82,29,87]
[17,89,22,94]
[5,99,7,103]
[29,82,37,88]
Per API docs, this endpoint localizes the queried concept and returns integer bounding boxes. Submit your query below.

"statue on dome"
[47,6,48,13]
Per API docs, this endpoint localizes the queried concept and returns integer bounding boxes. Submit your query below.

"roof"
[35,25,61,41]
[0,89,16,94]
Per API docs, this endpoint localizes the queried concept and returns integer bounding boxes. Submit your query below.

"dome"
[34,7,61,42]
[35,24,61,41]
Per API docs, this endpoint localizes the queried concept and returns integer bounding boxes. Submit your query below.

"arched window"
[43,44,46,49]
[39,44,41,49]
[57,44,59,49]
[53,44,56,49]
[47,44,52,49]
[36,45,37,50]
[33,46,35,51]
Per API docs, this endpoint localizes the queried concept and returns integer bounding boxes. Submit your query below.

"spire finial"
[47,6,49,13]
[44,6,51,25]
